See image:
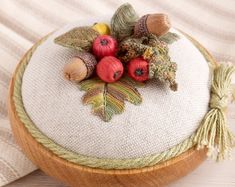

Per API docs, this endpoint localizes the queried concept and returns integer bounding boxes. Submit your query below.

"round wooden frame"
[8,58,207,187]
[8,34,211,186]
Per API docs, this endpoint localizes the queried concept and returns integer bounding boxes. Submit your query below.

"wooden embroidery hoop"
[8,33,215,186]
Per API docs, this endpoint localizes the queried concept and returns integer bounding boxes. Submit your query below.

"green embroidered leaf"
[54,26,99,51]
[159,32,180,44]
[153,59,178,91]
[80,76,142,122]
[111,3,139,41]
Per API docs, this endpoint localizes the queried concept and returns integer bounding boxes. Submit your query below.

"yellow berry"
[92,23,110,35]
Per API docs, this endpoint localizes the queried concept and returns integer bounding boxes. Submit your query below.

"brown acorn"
[134,13,171,37]
[64,52,97,82]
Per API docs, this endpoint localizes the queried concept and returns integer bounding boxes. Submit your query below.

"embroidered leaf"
[80,76,142,122]
[159,32,180,44]
[54,26,99,51]
[140,35,178,91]
[111,3,139,41]
[152,58,178,91]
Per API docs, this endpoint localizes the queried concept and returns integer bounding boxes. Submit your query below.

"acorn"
[96,56,124,83]
[134,13,171,37]
[128,58,149,82]
[64,52,97,82]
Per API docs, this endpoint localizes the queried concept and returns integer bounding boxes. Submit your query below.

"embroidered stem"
[194,64,235,161]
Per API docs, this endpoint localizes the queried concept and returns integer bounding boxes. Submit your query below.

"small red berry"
[96,56,124,83]
[128,58,149,82]
[92,35,117,59]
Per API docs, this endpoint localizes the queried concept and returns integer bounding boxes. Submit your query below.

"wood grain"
[6,170,66,187]
[8,62,207,187]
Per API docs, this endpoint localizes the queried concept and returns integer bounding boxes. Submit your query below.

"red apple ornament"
[92,35,117,59]
[128,58,149,82]
[96,56,124,83]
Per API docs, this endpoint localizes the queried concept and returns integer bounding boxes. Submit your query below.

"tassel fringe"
[194,64,235,161]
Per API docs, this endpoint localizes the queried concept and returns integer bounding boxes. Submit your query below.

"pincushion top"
[54,3,179,122]
[15,3,235,169]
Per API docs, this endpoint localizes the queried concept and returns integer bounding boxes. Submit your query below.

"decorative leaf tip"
[54,26,99,51]
[111,3,139,41]
[159,32,180,44]
[79,76,142,122]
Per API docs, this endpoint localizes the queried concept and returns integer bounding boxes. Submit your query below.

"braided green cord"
[12,33,214,170]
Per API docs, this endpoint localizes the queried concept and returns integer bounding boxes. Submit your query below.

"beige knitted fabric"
[21,23,211,159]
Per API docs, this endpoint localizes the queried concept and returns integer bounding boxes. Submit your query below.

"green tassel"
[194,64,235,161]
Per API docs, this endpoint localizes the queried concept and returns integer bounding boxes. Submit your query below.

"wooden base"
[8,52,207,186]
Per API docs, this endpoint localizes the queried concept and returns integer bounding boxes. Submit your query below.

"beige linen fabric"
[21,27,210,159]
[0,0,235,186]
[0,119,37,186]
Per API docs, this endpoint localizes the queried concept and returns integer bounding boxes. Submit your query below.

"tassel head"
[194,64,235,161]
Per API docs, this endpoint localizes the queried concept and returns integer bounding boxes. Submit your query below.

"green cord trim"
[13,32,216,170]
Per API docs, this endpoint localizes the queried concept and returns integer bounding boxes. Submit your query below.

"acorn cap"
[74,51,97,78]
[134,13,171,37]
[64,52,97,82]
[134,14,149,38]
